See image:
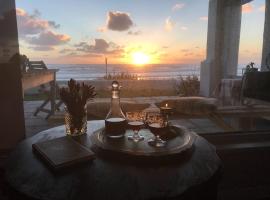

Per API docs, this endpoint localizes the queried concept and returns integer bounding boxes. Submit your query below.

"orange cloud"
[17,8,71,51]
[16,8,27,16]
[26,31,70,46]
[242,3,253,14]
[16,8,60,36]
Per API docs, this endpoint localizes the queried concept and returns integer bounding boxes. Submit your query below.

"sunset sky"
[16,0,266,65]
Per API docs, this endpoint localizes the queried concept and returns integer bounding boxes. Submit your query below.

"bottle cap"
[111,81,121,90]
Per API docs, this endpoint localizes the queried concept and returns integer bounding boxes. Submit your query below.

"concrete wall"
[261,0,270,71]
[0,0,19,62]
[0,0,25,156]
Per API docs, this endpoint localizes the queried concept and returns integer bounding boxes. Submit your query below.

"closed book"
[32,136,95,171]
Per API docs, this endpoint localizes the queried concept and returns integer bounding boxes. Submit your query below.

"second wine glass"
[126,111,145,142]
[146,112,167,147]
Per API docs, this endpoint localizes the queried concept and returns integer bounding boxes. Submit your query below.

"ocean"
[47,64,245,81]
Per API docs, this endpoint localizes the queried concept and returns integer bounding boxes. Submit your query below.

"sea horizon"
[47,63,247,81]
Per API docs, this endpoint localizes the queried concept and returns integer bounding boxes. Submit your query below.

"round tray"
[90,125,197,157]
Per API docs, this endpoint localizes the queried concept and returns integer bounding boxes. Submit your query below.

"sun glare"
[132,52,150,65]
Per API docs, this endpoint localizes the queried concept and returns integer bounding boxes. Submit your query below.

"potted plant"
[60,79,96,136]
[243,62,258,74]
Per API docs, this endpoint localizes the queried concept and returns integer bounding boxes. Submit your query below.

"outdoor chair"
[33,84,63,119]
[211,73,270,130]
[20,57,61,119]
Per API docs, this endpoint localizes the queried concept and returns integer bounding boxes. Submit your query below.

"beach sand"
[24,79,180,98]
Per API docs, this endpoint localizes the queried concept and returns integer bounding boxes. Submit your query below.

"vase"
[64,105,87,136]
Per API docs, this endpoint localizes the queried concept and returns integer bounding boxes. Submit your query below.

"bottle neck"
[111,91,120,108]
[112,91,120,99]
[111,95,120,105]
[109,90,125,118]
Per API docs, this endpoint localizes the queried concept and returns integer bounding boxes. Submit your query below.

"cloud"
[30,46,55,51]
[181,26,188,31]
[26,31,70,46]
[74,42,88,48]
[165,17,175,31]
[48,21,60,29]
[199,16,208,21]
[242,3,253,13]
[16,8,71,51]
[58,39,124,63]
[75,38,123,55]
[258,5,265,12]
[59,48,74,54]
[180,47,205,58]
[75,39,109,53]
[16,8,27,16]
[106,11,133,31]
[76,53,103,58]
[16,8,60,36]
[172,3,185,11]
[127,30,142,35]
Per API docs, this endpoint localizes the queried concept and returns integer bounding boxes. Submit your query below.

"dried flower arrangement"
[60,79,96,134]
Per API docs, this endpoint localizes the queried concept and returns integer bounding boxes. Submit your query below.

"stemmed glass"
[146,112,167,147]
[126,111,146,142]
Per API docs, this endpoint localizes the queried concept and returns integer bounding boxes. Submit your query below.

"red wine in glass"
[126,112,145,142]
[128,121,144,132]
[148,123,167,136]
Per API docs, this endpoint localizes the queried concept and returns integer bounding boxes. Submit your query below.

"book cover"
[32,136,95,171]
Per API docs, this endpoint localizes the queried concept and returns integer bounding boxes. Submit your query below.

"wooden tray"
[90,125,196,157]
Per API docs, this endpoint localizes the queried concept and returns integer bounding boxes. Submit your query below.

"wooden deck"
[24,101,63,137]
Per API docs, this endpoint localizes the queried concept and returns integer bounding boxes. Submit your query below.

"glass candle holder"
[65,106,87,136]
[160,103,173,126]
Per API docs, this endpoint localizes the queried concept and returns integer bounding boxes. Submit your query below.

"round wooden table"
[6,120,221,200]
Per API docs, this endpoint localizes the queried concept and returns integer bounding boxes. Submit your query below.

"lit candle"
[160,103,172,114]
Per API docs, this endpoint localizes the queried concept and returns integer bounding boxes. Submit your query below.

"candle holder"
[160,103,173,126]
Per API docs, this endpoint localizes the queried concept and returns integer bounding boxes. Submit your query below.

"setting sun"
[132,52,150,65]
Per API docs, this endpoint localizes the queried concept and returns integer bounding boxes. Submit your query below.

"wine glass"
[126,111,145,142]
[146,112,167,147]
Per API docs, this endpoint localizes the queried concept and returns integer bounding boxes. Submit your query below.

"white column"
[200,0,222,97]
[200,0,242,97]
[222,0,242,77]
[261,0,270,71]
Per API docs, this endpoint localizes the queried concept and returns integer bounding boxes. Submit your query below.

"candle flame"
[165,103,168,107]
